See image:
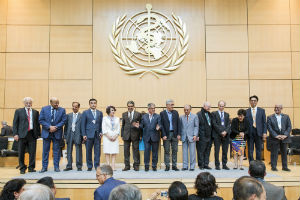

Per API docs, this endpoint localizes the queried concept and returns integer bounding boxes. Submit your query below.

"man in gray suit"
[180,105,199,171]
[63,102,83,171]
[267,104,292,172]
[249,160,286,200]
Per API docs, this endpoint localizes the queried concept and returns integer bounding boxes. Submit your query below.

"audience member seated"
[19,183,54,200]
[1,121,13,136]
[95,164,126,200]
[168,181,188,200]
[249,160,286,200]
[109,184,142,200]
[0,178,26,200]
[189,172,223,200]
[37,177,70,200]
[233,176,266,200]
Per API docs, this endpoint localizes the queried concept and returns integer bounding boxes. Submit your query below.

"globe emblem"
[120,4,178,68]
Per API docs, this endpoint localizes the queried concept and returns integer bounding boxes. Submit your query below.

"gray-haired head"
[1,121,7,126]
[23,97,33,103]
[97,164,113,176]
[19,183,54,200]
[109,184,142,200]
[49,97,58,103]
[203,102,211,107]
[218,100,226,107]
[147,103,155,109]
[166,99,174,105]
[275,104,283,108]
[183,104,192,110]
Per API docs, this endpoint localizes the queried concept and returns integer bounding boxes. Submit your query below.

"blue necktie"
[51,108,55,125]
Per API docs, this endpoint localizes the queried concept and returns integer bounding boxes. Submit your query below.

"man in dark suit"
[134,103,161,171]
[81,98,103,171]
[1,121,13,136]
[212,100,231,170]
[196,102,213,170]
[249,160,287,200]
[121,100,142,171]
[246,95,267,162]
[160,99,181,171]
[39,97,67,172]
[13,97,40,174]
[267,104,292,172]
[63,102,83,171]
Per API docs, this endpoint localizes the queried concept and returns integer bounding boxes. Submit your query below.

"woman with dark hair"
[102,105,120,170]
[189,172,223,200]
[168,181,188,200]
[0,178,26,200]
[230,109,249,170]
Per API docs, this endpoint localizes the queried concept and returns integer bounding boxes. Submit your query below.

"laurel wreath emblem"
[109,13,189,78]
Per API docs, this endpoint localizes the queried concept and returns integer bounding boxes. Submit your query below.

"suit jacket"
[197,109,213,142]
[140,113,162,142]
[39,105,67,140]
[64,112,82,145]
[246,107,267,137]
[211,111,231,140]
[13,108,40,139]
[180,113,199,143]
[1,125,13,136]
[258,179,286,200]
[81,109,103,139]
[160,110,181,138]
[121,111,142,141]
[267,113,292,144]
[94,177,125,200]
[230,118,249,140]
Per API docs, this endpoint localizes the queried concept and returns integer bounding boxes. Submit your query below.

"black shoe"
[216,166,221,170]
[77,168,82,171]
[165,166,170,171]
[122,167,130,171]
[28,169,36,173]
[172,166,179,171]
[134,167,139,171]
[181,168,188,171]
[189,169,194,171]
[271,167,278,171]
[282,168,291,172]
[63,168,72,171]
[243,157,247,160]
[20,170,25,174]
[153,167,157,171]
[204,166,212,170]
[199,166,204,170]
[145,166,149,172]
[223,166,230,170]
[233,167,238,170]
[54,168,60,172]
[87,168,92,171]
[39,168,47,173]
[240,167,244,170]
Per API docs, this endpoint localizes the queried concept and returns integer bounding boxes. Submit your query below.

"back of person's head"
[109,184,142,200]
[0,178,26,200]
[168,181,188,200]
[99,164,113,176]
[249,160,266,179]
[37,177,56,195]
[19,184,54,200]
[194,172,218,198]
[233,176,265,200]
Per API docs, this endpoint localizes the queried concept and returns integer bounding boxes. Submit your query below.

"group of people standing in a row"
[12,95,292,174]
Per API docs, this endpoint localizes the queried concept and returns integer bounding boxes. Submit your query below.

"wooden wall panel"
[49,53,92,79]
[51,0,92,25]
[250,80,293,107]
[49,80,92,109]
[6,53,49,79]
[206,53,248,79]
[290,0,300,24]
[249,52,291,79]
[206,25,248,52]
[7,0,50,25]
[0,53,5,79]
[207,80,249,107]
[0,0,7,25]
[293,80,300,108]
[294,108,300,128]
[6,25,49,52]
[292,52,300,79]
[50,26,92,52]
[248,25,290,52]
[4,80,48,108]
[291,25,300,52]
[0,80,4,108]
[248,0,290,24]
[0,25,6,52]
[0,109,3,122]
[205,0,247,25]
[3,108,15,125]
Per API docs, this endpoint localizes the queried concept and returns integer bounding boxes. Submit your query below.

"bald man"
[39,97,67,172]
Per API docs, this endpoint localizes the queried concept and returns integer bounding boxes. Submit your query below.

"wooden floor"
[0,159,299,200]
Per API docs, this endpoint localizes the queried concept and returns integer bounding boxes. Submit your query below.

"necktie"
[187,115,189,122]
[129,112,133,122]
[93,110,96,119]
[205,113,211,126]
[221,112,224,126]
[51,108,55,123]
[252,108,256,128]
[72,113,77,132]
[27,108,31,131]
[149,115,152,122]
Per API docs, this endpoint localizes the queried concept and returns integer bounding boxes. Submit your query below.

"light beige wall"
[0,0,299,128]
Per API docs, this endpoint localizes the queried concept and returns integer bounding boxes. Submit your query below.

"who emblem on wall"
[109,4,189,78]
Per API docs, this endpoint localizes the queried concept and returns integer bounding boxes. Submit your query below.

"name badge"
[221,122,224,126]
[92,120,96,124]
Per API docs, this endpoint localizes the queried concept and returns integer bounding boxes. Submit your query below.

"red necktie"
[27,108,30,131]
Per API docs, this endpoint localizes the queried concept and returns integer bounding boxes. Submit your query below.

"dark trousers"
[248,128,262,161]
[144,139,159,168]
[42,133,61,169]
[124,139,140,168]
[214,137,229,167]
[85,133,101,169]
[18,130,36,171]
[196,139,212,168]
[66,136,82,169]
[163,131,178,167]
[271,141,288,169]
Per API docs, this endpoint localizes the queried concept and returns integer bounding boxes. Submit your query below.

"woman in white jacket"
[102,106,120,170]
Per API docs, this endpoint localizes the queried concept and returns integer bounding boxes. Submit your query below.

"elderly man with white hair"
[13,97,40,174]
[19,183,54,200]
[39,97,67,173]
